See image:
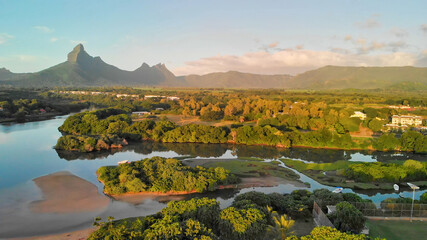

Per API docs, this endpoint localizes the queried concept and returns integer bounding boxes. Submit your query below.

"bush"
[328,202,366,234]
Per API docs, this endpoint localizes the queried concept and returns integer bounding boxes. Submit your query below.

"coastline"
[31,171,110,214]
[0,112,65,124]
[11,227,97,240]
[56,136,425,155]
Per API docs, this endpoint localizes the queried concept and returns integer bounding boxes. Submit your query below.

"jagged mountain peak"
[135,62,150,71]
[0,67,12,73]
[67,44,92,63]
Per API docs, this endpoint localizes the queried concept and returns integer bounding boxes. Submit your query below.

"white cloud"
[355,15,381,29]
[172,49,417,76]
[70,40,87,45]
[268,42,279,48]
[421,24,427,33]
[357,41,385,54]
[50,37,59,42]
[17,55,37,62]
[390,28,408,38]
[33,25,54,33]
[0,33,14,44]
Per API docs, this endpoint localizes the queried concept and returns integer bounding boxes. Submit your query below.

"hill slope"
[182,71,292,88]
[291,65,427,89]
[1,44,180,87]
[1,45,427,89]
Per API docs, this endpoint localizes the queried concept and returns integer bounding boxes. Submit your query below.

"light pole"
[407,182,419,222]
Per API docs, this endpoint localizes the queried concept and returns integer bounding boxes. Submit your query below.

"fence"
[313,201,335,227]
[349,202,427,219]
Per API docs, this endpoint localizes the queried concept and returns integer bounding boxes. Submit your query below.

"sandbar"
[30,171,110,213]
[11,227,96,240]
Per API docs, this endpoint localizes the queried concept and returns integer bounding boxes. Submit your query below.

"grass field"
[203,159,300,181]
[280,159,394,190]
[366,220,427,240]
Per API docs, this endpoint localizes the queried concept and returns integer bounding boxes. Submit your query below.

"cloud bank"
[33,26,54,33]
[0,33,14,44]
[172,49,422,76]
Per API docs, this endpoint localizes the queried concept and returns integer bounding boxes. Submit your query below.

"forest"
[0,88,87,122]
[88,189,395,240]
[2,87,426,153]
[97,157,240,195]
[55,106,427,153]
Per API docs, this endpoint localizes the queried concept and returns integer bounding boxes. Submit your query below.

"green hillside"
[1,44,178,88]
[291,65,427,89]
[183,71,292,88]
[1,45,427,89]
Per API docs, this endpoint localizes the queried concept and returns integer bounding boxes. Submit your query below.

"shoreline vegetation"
[0,89,88,124]
[96,157,240,196]
[86,189,397,240]
[54,108,426,154]
[282,159,427,190]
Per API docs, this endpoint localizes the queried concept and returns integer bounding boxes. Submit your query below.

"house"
[118,160,130,165]
[155,108,164,111]
[384,123,408,131]
[167,96,180,101]
[132,111,152,116]
[0,107,3,112]
[391,115,422,126]
[350,111,367,120]
[144,95,161,99]
[40,109,47,114]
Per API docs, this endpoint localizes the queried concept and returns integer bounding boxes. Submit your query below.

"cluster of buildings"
[385,115,425,131]
[387,105,416,111]
[56,91,180,101]
[57,90,139,98]
[144,95,180,101]
[132,108,165,117]
[350,111,425,132]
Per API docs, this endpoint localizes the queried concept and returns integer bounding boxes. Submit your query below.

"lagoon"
[0,115,425,238]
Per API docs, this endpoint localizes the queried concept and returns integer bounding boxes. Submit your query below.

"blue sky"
[1,0,426,75]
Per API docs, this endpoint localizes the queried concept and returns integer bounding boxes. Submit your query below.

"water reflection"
[1,115,426,238]
[57,141,427,163]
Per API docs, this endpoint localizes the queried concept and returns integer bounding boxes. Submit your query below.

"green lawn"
[203,160,300,181]
[366,220,427,240]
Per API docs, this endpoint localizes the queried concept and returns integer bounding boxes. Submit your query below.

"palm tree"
[273,214,295,240]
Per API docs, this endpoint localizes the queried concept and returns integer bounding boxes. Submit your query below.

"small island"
[97,156,240,195]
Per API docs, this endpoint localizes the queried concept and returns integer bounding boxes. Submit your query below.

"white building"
[350,111,367,120]
[392,115,422,126]
[132,111,152,116]
[167,96,180,101]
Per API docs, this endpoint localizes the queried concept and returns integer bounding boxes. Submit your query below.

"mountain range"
[1,44,427,89]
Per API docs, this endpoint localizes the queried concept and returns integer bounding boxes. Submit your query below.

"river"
[0,115,425,238]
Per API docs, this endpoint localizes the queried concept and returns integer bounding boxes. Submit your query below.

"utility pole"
[407,183,419,222]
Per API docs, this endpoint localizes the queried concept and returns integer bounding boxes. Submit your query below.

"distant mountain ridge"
[1,44,427,89]
[0,44,180,87]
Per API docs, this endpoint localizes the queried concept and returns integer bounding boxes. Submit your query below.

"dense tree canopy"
[97,157,240,194]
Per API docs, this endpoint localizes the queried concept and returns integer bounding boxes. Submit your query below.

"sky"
[1,0,427,76]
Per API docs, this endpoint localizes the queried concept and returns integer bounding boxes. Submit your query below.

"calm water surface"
[0,116,425,238]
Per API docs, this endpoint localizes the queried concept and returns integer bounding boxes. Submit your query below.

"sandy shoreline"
[11,227,96,240]
[30,171,110,214]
